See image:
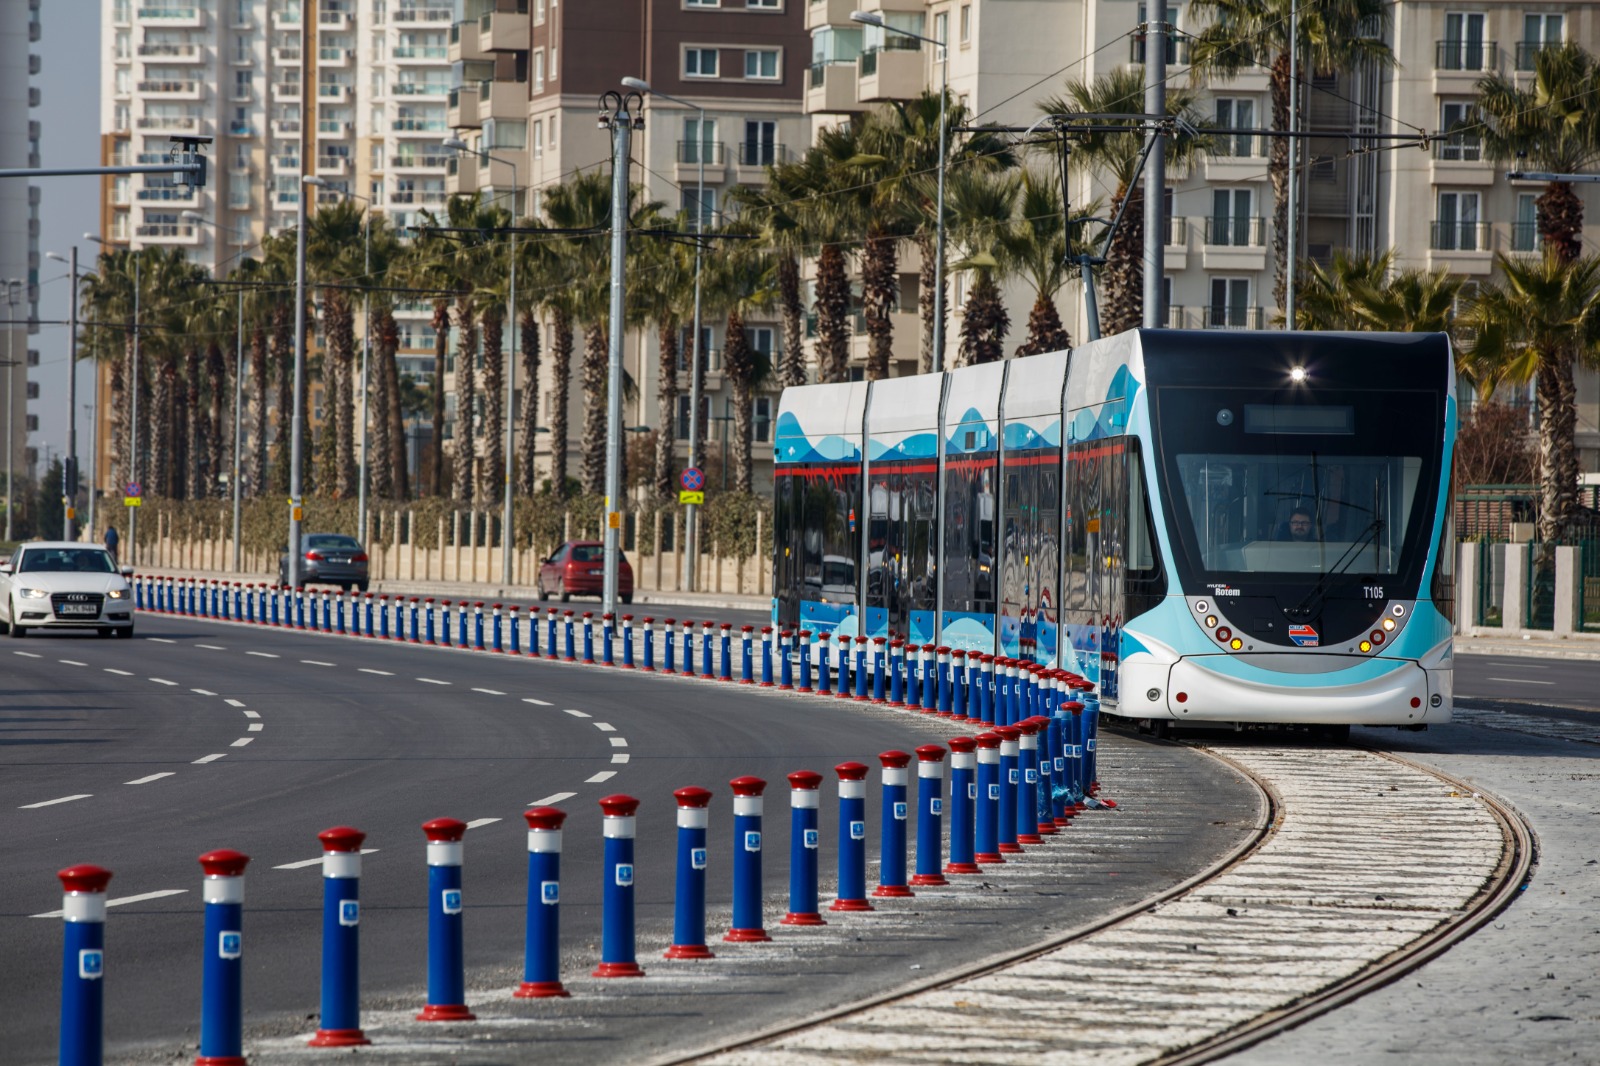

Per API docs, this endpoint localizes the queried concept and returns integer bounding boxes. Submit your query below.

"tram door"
[1062,436,1127,696]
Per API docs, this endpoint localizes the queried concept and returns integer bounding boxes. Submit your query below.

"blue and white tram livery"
[772,329,1457,730]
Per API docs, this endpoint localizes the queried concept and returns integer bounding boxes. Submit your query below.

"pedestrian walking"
[104,526,120,567]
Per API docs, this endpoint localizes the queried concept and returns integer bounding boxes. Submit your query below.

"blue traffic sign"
[680,467,705,492]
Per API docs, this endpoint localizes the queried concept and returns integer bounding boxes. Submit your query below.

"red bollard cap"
[877,750,911,769]
[873,636,886,645]
[603,613,614,621]
[798,629,812,639]
[762,626,772,633]
[642,616,654,624]
[729,775,767,797]
[947,736,977,754]
[994,726,1020,742]
[743,625,753,633]
[57,865,113,894]
[524,807,567,831]
[854,635,867,644]
[663,617,676,626]
[788,770,823,791]
[422,818,468,843]
[623,614,634,621]
[834,761,869,781]
[440,599,451,606]
[598,794,640,818]
[491,603,502,610]
[1065,701,1084,714]
[425,597,435,603]
[703,620,714,628]
[475,601,485,608]
[563,609,574,616]
[318,826,367,853]
[916,743,947,762]
[1015,719,1039,736]
[936,645,951,655]
[890,638,903,648]
[951,649,966,658]
[722,623,733,632]
[674,786,713,809]
[583,611,593,619]
[198,849,251,877]
[975,731,1001,749]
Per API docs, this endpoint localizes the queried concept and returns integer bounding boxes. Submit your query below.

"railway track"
[682,739,1533,1066]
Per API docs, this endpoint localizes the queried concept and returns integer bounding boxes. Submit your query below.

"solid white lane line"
[1488,676,1556,685]
[247,723,263,732]
[417,677,450,685]
[148,678,178,686]
[231,737,254,747]
[246,651,279,659]
[612,753,630,764]
[191,688,217,696]
[60,659,87,667]
[301,660,334,667]
[192,754,227,764]
[1486,661,1550,669]
[242,710,260,719]
[522,697,551,706]
[224,699,246,708]
[561,708,590,718]
[472,687,505,695]
[32,889,188,919]
[274,847,379,870]
[358,668,393,676]
[104,668,133,675]
[196,644,226,650]
[609,737,628,747]
[20,794,92,809]
[148,638,175,644]
[465,818,501,829]
[530,792,577,807]
[126,772,176,785]
[585,771,617,784]
[593,722,616,732]
[13,651,40,658]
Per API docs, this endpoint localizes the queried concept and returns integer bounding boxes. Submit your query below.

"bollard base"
[1017,833,1044,846]
[1053,816,1073,828]
[998,843,1025,854]
[828,898,875,913]
[871,884,914,899]
[780,911,826,926]
[664,943,716,960]
[723,927,772,943]
[513,980,570,999]
[195,1057,248,1066]
[909,873,949,887]
[416,1003,477,1022]
[974,851,1005,864]
[944,861,982,874]
[592,961,646,978]
[1037,823,1060,836]
[308,1028,370,1048]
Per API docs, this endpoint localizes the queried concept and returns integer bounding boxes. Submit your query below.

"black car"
[279,533,370,591]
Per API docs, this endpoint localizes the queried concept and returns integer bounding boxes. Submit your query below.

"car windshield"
[306,536,360,550]
[570,545,603,562]
[18,548,117,574]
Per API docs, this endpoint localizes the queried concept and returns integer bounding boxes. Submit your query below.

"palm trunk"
[725,308,754,493]
[453,300,477,503]
[109,343,126,491]
[957,271,1010,366]
[327,292,356,498]
[480,308,504,503]
[1103,184,1144,336]
[517,308,541,497]
[379,307,408,500]
[271,302,292,496]
[369,309,395,500]
[151,362,173,497]
[916,233,943,375]
[815,243,851,383]
[183,347,203,499]
[580,322,607,496]
[1269,51,1293,314]
[655,320,679,499]
[1537,181,1584,264]
[429,299,449,496]
[206,341,226,498]
[861,232,897,381]
[778,254,806,388]
[313,346,338,498]
[249,327,268,497]
[550,307,573,497]
[1536,348,1579,542]
[1015,295,1072,356]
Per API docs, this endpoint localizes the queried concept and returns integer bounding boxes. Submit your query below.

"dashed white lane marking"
[242,710,260,719]
[192,754,227,764]
[465,818,501,829]
[417,677,450,685]
[531,792,577,807]
[275,847,379,871]
[1487,676,1556,685]
[196,644,226,650]
[561,708,590,718]
[522,697,551,706]
[247,723,263,732]
[230,737,254,747]
[126,772,176,785]
[191,688,217,696]
[359,668,393,676]
[585,770,617,784]
[104,668,133,675]
[148,678,178,686]
[148,637,175,644]
[1485,661,1549,669]
[224,699,246,708]
[472,687,505,695]
[612,753,631,764]
[301,660,334,667]
[32,889,188,919]
[13,651,40,658]
[60,659,87,667]
[20,794,92,809]
[593,722,616,732]
[609,737,629,747]
[246,651,279,658]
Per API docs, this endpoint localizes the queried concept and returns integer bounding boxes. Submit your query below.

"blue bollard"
[380,595,394,641]
[57,864,112,1066]
[638,617,653,671]
[782,771,826,926]
[1031,715,1059,838]
[835,635,852,700]
[853,637,869,701]
[997,726,1023,855]
[907,642,922,709]
[951,650,969,720]
[759,627,773,687]
[491,604,504,653]
[308,826,370,1047]
[664,617,678,674]
[602,613,616,666]
[416,819,475,1022]
[1016,720,1044,846]
[546,608,559,658]
[719,624,733,682]
[681,620,697,676]
[457,600,469,647]
[700,621,715,680]
[975,731,1005,864]
[725,776,771,942]
[335,592,347,635]
[593,795,644,978]
[888,639,904,706]
[816,633,833,695]
[295,587,307,630]
[1084,690,1103,798]
[361,593,373,638]
[777,630,794,690]
[871,637,887,703]
[910,745,949,886]
[621,615,635,668]
[872,751,913,899]
[508,606,521,655]
[740,626,755,685]
[829,762,873,913]
[401,596,413,642]
[421,598,436,645]
[581,613,596,664]
[268,586,280,627]
[473,603,486,651]
[441,600,455,646]
[1063,700,1086,810]
[921,644,939,712]
[196,849,249,1065]
[945,737,980,873]
[515,807,570,998]
[526,604,541,658]
[562,610,576,661]
[796,630,813,693]
[936,646,953,716]
[665,786,714,959]
[981,654,997,726]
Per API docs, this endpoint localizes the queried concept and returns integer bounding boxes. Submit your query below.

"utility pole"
[598,91,641,618]
[1285,0,1300,327]
[64,245,79,541]
[287,10,310,588]
[1143,16,1168,329]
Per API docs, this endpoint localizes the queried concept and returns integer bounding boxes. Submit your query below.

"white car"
[0,542,136,639]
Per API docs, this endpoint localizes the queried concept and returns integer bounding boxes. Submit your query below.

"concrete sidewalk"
[1454,628,1600,661]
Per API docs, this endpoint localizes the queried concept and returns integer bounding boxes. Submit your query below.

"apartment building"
[445,0,810,494]
[2,0,42,502]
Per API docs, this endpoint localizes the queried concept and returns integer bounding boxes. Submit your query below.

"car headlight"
[17,588,48,599]
[107,588,128,600]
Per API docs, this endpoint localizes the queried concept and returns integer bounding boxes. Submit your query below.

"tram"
[772,329,1457,729]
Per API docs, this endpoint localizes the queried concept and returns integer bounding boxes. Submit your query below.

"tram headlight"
[1359,640,1372,653]
[1290,365,1308,383]
[1381,617,1396,632]
[1205,615,1218,628]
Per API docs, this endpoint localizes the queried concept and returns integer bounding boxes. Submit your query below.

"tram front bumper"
[1150,654,1449,726]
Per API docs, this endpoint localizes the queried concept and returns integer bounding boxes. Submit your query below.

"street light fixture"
[622,75,710,592]
[442,136,520,587]
[850,11,949,372]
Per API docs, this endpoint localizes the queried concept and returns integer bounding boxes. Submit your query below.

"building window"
[687,0,720,5]
[959,4,971,44]
[533,49,545,93]
[685,47,719,77]
[1208,188,1254,246]
[678,325,714,370]
[682,116,719,164]
[682,187,717,228]
[1440,12,1487,71]
[1437,101,1480,161]
[741,120,777,165]
[1518,13,1562,69]
[1434,191,1482,251]
[532,119,544,158]
[534,0,545,23]
[1207,278,1251,328]
[112,176,131,206]
[744,49,779,80]
[1513,192,1538,252]
[1213,98,1255,156]
[754,396,772,442]
[747,0,780,8]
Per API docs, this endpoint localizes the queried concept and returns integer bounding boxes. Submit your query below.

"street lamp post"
[620,76,707,592]
[850,11,948,372]
[442,137,519,587]
[3,279,20,542]
[46,249,83,541]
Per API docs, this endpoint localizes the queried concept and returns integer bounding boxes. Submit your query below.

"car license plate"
[57,604,98,616]
[589,569,602,576]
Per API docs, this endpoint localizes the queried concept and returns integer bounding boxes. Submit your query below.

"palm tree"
[1042,69,1208,336]
[1459,251,1600,542]
[1189,0,1395,310]
[628,228,694,498]
[306,199,366,498]
[543,170,615,496]
[731,175,807,389]
[469,205,514,503]
[1473,43,1600,263]
[1293,249,1465,333]
[785,125,862,383]
[703,242,779,492]
[80,247,137,492]
[1000,169,1088,355]
[399,220,456,497]
[514,231,556,497]
[949,170,1020,366]
[1293,248,1393,331]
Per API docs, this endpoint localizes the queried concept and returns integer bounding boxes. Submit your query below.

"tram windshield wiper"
[1285,517,1385,620]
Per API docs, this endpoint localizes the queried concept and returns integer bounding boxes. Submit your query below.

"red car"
[538,541,634,604]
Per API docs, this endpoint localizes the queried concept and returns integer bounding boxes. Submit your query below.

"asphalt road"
[2,614,1257,1064]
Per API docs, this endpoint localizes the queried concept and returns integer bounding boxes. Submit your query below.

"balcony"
[272,80,302,102]
[272,45,301,64]
[445,149,515,193]
[1510,221,1542,254]
[856,42,925,103]
[317,119,354,137]
[1201,305,1265,330]
[135,5,203,26]
[1434,39,1498,80]
[390,188,449,205]
[392,80,448,96]
[677,140,727,183]
[391,153,450,170]
[136,42,200,61]
[1164,216,1190,270]
[806,0,857,31]
[395,42,449,62]
[271,6,301,29]
[135,185,195,202]
[273,153,300,171]
[1202,134,1267,181]
[395,5,452,24]
[318,82,351,103]
[135,114,199,131]
[318,8,351,31]
[447,87,480,128]
[1430,220,1490,253]
[135,222,199,243]
[319,45,354,67]
[316,155,351,176]
[1129,32,1190,66]
[1431,134,1493,186]
[480,8,529,51]
[807,61,862,113]
[1515,40,1558,72]
[136,79,203,99]
[736,142,788,169]
[271,117,301,138]
[1203,215,1265,247]
[392,114,449,135]
[449,19,487,63]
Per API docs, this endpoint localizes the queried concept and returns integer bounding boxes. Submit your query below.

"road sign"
[679,467,705,492]
[679,490,705,506]
[124,497,141,508]
[125,482,141,498]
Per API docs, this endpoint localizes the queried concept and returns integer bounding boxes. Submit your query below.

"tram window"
[1127,450,1155,572]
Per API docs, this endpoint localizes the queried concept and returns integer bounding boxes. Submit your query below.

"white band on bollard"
[62,894,107,923]
[323,852,361,879]
[839,780,866,800]
[602,816,637,839]
[978,747,999,765]
[882,767,908,787]
[677,808,709,829]
[733,796,763,817]
[790,789,820,809]
[201,876,246,905]
[950,751,976,771]
[1000,739,1019,757]
[918,760,942,778]
[527,829,563,854]
[426,841,464,867]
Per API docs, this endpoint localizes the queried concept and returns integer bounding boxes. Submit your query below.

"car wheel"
[97,627,115,638]
[357,581,369,593]
[621,593,632,605]
[558,581,570,604]
[340,583,351,592]
[537,580,549,602]
[115,625,135,639]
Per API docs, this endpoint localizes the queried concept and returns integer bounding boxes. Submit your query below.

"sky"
[30,0,102,478]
